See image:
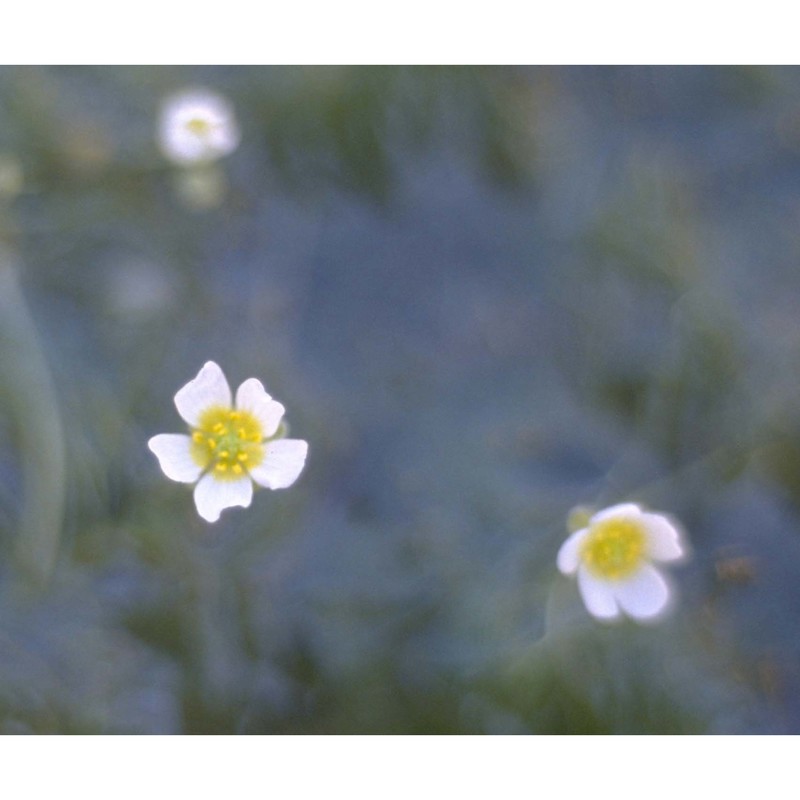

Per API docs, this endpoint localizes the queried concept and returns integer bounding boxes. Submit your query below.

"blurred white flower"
[557,503,686,623]
[158,89,240,165]
[148,361,308,523]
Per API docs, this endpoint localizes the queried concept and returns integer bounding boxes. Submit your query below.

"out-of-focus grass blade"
[0,249,65,587]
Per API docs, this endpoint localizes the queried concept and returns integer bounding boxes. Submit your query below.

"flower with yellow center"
[158,88,240,165]
[148,361,308,523]
[557,503,685,622]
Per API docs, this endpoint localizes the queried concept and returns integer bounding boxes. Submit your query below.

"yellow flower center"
[186,116,213,136]
[190,406,264,481]
[580,517,646,580]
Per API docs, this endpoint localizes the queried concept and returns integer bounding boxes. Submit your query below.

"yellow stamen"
[186,117,212,135]
[189,404,267,481]
[580,517,646,580]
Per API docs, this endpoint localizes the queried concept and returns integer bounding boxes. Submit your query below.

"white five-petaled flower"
[557,503,686,623]
[148,361,308,523]
[158,89,240,166]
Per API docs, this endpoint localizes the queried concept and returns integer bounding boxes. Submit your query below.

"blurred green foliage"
[0,66,798,733]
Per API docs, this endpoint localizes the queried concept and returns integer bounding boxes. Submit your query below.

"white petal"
[577,566,620,620]
[148,434,202,483]
[613,564,670,620]
[174,361,232,426]
[235,378,285,438]
[590,503,643,524]
[557,528,589,575]
[641,513,684,562]
[193,472,253,523]
[249,439,308,490]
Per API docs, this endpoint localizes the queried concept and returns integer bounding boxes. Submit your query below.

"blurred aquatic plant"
[473,589,756,734]
[0,155,23,201]
[0,66,795,734]
[0,249,66,587]
[250,66,539,201]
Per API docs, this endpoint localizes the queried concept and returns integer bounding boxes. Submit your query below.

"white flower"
[158,89,240,166]
[148,361,308,523]
[557,503,686,623]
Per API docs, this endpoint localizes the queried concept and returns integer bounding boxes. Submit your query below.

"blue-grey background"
[0,66,798,733]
